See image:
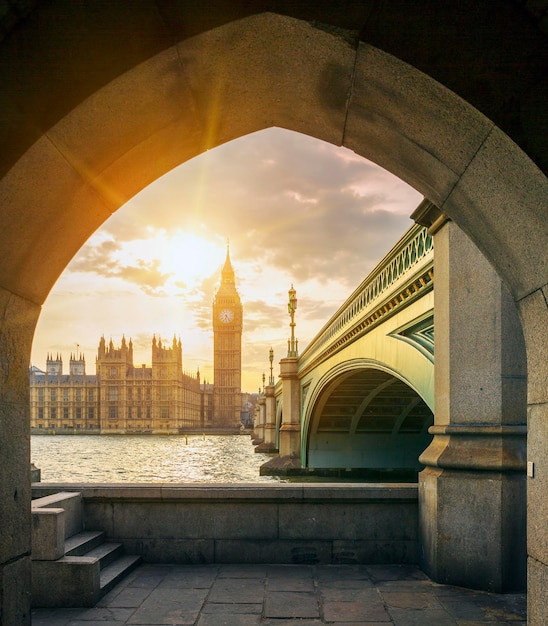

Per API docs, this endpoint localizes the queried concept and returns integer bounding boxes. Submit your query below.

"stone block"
[176,14,353,155]
[111,502,279,541]
[517,287,548,406]
[0,289,37,565]
[345,44,492,208]
[0,556,31,625]
[442,126,548,301]
[528,556,548,626]
[31,556,100,607]
[32,491,82,538]
[419,467,526,592]
[31,508,65,560]
[339,540,418,565]
[0,138,114,304]
[214,540,331,565]
[527,402,548,566]
[279,503,417,541]
[432,222,527,427]
[134,538,215,564]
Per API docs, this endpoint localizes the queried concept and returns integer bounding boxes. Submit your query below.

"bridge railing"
[298,224,433,371]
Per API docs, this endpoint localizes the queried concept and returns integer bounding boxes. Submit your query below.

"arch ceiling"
[306,368,434,471]
[0,3,546,309]
[312,370,433,437]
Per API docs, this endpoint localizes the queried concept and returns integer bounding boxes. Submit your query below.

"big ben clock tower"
[213,244,243,427]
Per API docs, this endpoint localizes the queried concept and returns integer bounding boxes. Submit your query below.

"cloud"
[69,237,173,296]
[37,127,423,391]
[101,127,421,290]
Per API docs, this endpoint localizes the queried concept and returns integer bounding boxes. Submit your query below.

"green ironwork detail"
[389,314,435,363]
[304,225,433,357]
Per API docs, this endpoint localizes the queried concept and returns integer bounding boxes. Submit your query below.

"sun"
[154,230,226,289]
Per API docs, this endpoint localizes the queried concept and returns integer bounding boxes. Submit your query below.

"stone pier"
[415,214,527,592]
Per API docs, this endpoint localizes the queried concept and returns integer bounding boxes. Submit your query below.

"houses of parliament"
[30,247,245,433]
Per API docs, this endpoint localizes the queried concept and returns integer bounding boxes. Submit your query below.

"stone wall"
[32,484,418,566]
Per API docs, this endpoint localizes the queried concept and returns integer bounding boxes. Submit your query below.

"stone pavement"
[32,563,526,625]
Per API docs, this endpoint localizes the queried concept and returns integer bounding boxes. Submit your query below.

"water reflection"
[31,434,277,483]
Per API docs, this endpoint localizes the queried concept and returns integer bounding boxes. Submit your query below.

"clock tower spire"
[212,242,243,427]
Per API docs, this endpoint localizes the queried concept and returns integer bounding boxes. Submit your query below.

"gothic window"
[50,407,57,419]
[63,407,69,420]
[50,389,57,402]
[76,407,81,420]
[161,407,169,419]
[38,388,44,401]
[88,389,94,401]
[108,387,118,401]
[109,406,118,419]
[63,389,69,402]
[38,407,44,420]
[75,389,81,402]
[88,407,94,420]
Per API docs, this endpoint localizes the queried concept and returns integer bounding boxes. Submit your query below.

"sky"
[31,128,422,392]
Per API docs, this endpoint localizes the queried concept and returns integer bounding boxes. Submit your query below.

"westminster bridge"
[258,220,435,473]
[255,205,528,594]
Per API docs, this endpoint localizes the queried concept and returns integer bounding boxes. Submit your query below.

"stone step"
[65,530,106,556]
[100,554,142,596]
[84,542,124,569]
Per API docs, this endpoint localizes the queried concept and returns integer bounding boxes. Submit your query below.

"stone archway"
[0,5,545,623]
[305,367,433,472]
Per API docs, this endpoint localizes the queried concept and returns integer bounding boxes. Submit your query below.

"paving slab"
[323,600,391,622]
[265,591,320,618]
[31,563,527,625]
[197,616,261,626]
[201,603,263,614]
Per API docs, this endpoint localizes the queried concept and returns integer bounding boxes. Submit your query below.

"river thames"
[31,434,278,483]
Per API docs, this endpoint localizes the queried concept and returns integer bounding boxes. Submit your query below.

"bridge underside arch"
[307,368,433,473]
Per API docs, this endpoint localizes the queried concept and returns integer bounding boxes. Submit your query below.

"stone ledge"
[32,482,418,504]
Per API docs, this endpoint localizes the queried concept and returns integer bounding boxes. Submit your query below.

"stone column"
[255,385,278,453]
[264,385,278,452]
[0,289,40,624]
[414,212,527,592]
[253,394,265,445]
[278,357,301,460]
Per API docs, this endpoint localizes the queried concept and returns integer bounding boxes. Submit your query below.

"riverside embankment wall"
[31,484,418,565]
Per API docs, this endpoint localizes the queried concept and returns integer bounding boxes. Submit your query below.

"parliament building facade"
[30,248,244,434]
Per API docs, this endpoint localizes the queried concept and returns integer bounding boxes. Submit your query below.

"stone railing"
[298,224,433,373]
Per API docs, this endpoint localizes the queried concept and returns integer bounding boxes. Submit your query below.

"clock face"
[219,308,234,324]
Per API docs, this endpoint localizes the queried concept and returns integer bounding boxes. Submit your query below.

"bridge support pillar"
[415,212,527,592]
[256,385,278,453]
[252,395,265,446]
[278,357,301,462]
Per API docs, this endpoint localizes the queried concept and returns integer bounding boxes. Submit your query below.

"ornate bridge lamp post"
[269,347,275,386]
[253,372,267,445]
[277,285,301,464]
[287,284,299,357]
[256,347,279,454]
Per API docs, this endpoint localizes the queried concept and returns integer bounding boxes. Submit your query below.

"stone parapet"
[32,483,419,566]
